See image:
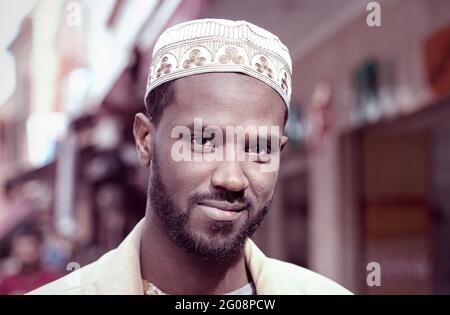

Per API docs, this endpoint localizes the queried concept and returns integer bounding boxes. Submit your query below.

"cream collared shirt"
[29,219,352,295]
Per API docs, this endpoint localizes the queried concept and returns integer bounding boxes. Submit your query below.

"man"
[30,19,351,295]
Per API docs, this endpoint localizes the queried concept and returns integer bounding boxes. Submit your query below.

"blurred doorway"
[349,96,450,294]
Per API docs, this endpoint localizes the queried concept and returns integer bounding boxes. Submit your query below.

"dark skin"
[134,72,288,294]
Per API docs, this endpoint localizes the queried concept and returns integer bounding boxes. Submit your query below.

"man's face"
[136,72,287,261]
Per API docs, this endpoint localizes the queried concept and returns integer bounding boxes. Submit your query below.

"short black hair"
[145,79,288,127]
[145,80,177,125]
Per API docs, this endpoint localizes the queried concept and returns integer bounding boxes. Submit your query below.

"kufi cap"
[145,18,292,109]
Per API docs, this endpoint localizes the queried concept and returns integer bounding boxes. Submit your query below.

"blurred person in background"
[0,224,61,294]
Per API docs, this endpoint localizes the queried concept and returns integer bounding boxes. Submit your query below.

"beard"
[148,157,273,262]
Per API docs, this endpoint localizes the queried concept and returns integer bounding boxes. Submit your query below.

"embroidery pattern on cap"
[218,46,245,65]
[254,55,273,79]
[280,70,290,94]
[156,56,172,78]
[182,48,207,69]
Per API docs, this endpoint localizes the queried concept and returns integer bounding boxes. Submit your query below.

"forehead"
[160,72,285,128]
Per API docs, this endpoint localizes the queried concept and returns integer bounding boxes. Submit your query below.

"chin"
[183,227,248,261]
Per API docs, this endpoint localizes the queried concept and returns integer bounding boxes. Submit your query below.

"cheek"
[157,141,214,197]
[248,167,279,203]
[165,160,211,187]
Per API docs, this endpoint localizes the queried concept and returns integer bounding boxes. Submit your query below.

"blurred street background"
[1,0,450,294]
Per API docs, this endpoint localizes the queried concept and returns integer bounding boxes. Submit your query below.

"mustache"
[187,190,253,209]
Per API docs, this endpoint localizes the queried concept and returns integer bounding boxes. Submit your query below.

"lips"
[197,200,247,212]
[197,200,248,221]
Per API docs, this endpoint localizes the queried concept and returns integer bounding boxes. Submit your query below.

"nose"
[211,161,250,193]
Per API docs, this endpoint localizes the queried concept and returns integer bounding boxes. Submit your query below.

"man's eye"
[245,143,272,155]
[191,136,215,151]
[192,136,211,145]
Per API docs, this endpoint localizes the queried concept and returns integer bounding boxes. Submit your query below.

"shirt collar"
[89,218,274,294]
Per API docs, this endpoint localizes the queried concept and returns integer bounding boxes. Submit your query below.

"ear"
[133,113,155,167]
[280,135,288,153]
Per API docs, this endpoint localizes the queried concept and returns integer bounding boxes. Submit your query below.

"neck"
[140,209,250,295]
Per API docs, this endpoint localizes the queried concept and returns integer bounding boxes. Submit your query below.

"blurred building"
[1,0,450,294]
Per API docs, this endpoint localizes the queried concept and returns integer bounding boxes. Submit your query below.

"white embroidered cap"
[145,18,292,109]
